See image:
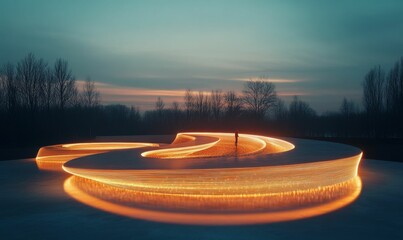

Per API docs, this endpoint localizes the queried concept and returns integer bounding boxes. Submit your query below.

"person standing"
[235,130,239,147]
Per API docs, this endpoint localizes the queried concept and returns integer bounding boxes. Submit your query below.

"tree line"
[142,57,403,138]
[0,53,141,148]
[1,54,402,149]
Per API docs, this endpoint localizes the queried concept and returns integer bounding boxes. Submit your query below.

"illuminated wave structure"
[64,175,361,225]
[36,142,159,171]
[37,132,363,225]
[141,132,294,158]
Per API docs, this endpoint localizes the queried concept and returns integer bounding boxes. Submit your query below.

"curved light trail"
[36,132,363,225]
[140,132,295,159]
[36,142,158,171]
[64,176,361,225]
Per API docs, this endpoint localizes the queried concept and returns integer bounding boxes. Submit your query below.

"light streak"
[62,154,361,195]
[36,142,157,171]
[141,133,221,159]
[141,132,294,159]
[36,132,363,225]
[64,176,362,225]
[61,142,157,150]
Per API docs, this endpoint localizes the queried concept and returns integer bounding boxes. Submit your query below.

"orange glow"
[76,80,187,109]
[141,132,294,159]
[36,132,363,225]
[36,142,158,171]
[64,176,362,225]
[62,153,361,195]
[76,80,187,97]
[140,133,221,159]
[61,142,157,150]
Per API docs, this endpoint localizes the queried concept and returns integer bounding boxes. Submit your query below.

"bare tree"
[16,53,47,113]
[53,58,77,110]
[1,63,19,112]
[289,96,316,119]
[184,89,194,118]
[41,68,56,111]
[170,101,181,122]
[81,78,100,108]
[340,97,358,117]
[224,90,242,117]
[155,96,165,112]
[400,58,403,111]
[385,58,403,114]
[273,98,288,121]
[129,106,141,124]
[362,66,385,114]
[194,91,210,118]
[210,89,223,120]
[242,78,277,118]
[0,71,5,110]
[171,101,180,112]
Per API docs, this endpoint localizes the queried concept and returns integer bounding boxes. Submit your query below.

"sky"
[1,0,403,112]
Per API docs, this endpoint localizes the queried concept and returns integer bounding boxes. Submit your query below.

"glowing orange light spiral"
[36,132,362,225]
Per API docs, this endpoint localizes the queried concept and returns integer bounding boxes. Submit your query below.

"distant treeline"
[0,53,141,147]
[1,54,403,148]
[131,56,403,138]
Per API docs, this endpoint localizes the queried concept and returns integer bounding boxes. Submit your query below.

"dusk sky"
[1,0,403,112]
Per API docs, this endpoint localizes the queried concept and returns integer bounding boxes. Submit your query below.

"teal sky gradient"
[1,0,403,112]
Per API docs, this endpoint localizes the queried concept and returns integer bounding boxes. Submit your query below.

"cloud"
[77,80,187,111]
[77,79,363,113]
[2,1,402,113]
[229,77,303,83]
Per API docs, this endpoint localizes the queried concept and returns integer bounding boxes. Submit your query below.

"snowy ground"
[0,158,402,240]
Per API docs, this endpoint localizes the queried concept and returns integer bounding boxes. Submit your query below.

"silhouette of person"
[235,130,239,147]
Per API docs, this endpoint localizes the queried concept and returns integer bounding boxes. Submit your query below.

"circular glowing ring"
[58,133,362,196]
[36,132,363,225]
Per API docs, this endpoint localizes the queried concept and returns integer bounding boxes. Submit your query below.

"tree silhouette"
[242,78,277,119]
[2,53,403,155]
[81,78,100,108]
[155,96,165,113]
[53,58,76,110]
[42,67,56,112]
[194,91,210,119]
[340,98,358,117]
[1,63,19,113]
[224,90,243,118]
[362,66,385,115]
[184,89,194,119]
[210,89,223,120]
[16,53,47,114]
[273,98,288,121]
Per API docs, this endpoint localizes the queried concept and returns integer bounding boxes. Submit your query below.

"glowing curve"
[36,142,159,171]
[36,132,363,225]
[64,176,362,225]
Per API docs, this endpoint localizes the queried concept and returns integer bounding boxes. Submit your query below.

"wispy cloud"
[77,80,186,97]
[76,80,360,113]
[277,91,310,97]
[77,80,189,111]
[229,77,303,83]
